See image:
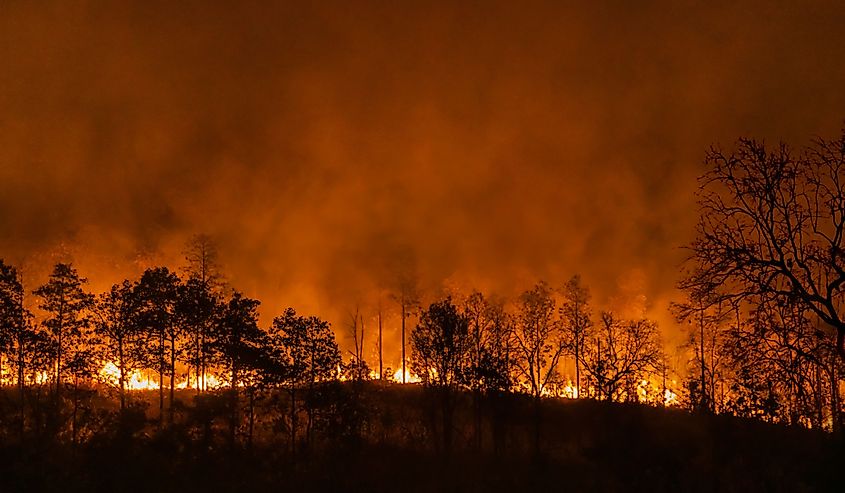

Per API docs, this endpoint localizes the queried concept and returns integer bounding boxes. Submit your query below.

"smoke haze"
[2,1,845,358]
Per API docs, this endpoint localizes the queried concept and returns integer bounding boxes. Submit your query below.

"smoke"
[2,1,845,358]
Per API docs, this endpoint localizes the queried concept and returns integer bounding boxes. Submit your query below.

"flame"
[392,367,421,384]
[98,362,228,391]
[175,373,225,390]
[663,387,679,406]
[99,362,160,390]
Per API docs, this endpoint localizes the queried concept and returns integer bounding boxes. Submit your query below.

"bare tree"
[671,291,730,413]
[511,282,565,399]
[681,132,845,358]
[581,312,662,402]
[344,306,369,381]
[392,272,419,384]
[560,275,593,398]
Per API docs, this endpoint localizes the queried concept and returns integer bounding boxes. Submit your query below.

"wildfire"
[98,363,225,391]
[99,362,160,390]
[392,367,421,384]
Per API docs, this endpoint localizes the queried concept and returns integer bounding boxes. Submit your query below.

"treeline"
[1,239,673,450]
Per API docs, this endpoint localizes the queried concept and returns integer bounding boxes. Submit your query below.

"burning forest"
[2,1,845,492]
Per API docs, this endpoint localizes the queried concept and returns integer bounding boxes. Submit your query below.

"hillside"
[0,382,840,492]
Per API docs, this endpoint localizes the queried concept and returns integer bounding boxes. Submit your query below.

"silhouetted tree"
[411,296,471,454]
[136,267,181,423]
[93,280,145,412]
[582,312,662,402]
[183,234,223,392]
[671,291,730,413]
[268,308,340,457]
[0,260,36,433]
[560,275,593,398]
[392,272,419,384]
[33,263,94,398]
[511,282,564,399]
[344,306,369,381]
[681,132,845,358]
[209,290,265,446]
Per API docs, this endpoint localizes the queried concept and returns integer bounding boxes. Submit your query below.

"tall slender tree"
[33,263,94,398]
[560,275,593,398]
[136,267,181,424]
[183,234,223,392]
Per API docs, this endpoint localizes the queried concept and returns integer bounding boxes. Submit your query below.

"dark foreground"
[0,383,841,492]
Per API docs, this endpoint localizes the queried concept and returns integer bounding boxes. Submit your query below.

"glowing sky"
[2,1,845,360]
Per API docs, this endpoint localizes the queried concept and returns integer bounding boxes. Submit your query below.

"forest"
[0,132,844,492]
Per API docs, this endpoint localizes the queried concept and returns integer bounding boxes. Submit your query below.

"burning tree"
[681,132,845,358]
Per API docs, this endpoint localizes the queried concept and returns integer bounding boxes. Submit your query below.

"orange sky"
[2,1,845,364]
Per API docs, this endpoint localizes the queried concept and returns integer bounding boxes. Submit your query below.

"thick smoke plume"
[2,1,845,360]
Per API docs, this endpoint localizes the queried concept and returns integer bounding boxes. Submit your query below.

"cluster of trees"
[409,280,666,403]
[677,130,845,431]
[0,236,342,452]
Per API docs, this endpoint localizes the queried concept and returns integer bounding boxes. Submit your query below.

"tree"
[411,297,471,454]
[511,282,564,399]
[344,306,369,381]
[33,263,94,397]
[183,234,223,392]
[511,281,564,459]
[392,273,419,384]
[681,132,845,358]
[93,280,145,412]
[560,275,593,398]
[209,290,265,445]
[0,259,36,433]
[411,297,471,388]
[135,267,181,423]
[268,308,340,456]
[581,312,662,402]
[671,292,730,413]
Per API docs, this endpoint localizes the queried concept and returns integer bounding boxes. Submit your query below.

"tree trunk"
[830,353,841,433]
[247,387,255,450]
[401,299,406,383]
[230,363,239,447]
[72,375,79,446]
[158,330,164,426]
[118,339,126,412]
[17,333,25,437]
[289,387,297,460]
[169,336,176,425]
